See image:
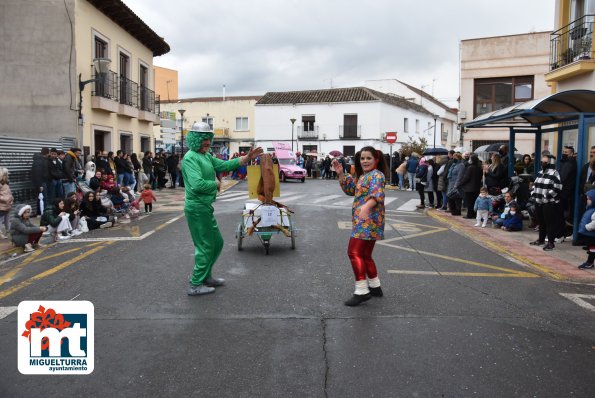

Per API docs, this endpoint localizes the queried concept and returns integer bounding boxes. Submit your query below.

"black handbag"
[447,189,462,200]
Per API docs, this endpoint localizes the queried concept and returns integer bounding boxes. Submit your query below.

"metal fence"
[550,14,594,70]
[0,136,76,209]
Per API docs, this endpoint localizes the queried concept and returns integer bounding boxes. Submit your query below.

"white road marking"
[0,306,17,319]
[218,191,247,199]
[313,194,342,203]
[385,197,397,206]
[279,194,306,202]
[396,199,420,212]
[559,293,595,312]
[219,195,249,202]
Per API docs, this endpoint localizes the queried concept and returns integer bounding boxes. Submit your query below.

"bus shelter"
[464,90,595,242]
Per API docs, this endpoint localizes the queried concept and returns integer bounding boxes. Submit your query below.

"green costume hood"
[187,122,214,152]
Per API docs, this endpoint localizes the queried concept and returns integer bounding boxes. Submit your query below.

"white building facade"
[365,79,460,148]
[254,87,434,157]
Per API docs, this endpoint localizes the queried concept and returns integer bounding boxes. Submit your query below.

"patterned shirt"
[339,169,385,240]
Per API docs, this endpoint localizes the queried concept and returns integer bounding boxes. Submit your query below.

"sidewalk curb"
[427,209,595,284]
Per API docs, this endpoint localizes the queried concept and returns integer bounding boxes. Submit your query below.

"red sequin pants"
[347,238,377,281]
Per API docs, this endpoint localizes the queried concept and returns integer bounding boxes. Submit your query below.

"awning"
[465,90,595,128]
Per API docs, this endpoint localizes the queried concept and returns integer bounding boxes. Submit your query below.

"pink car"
[275,150,306,182]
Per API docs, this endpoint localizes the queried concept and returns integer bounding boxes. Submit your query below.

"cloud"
[123,0,554,105]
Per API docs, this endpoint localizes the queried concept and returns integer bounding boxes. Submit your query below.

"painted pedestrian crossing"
[217,191,406,210]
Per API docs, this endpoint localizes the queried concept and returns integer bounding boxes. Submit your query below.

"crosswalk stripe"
[385,197,397,206]
[219,195,249,202]
[0,306,17,319]
[218,191,246,199]
[313,194,342,203]
[396,198,420,212]
[279,194,306,202]
[335,198,355,207]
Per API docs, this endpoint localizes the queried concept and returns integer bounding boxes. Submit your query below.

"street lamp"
[433,114,439,148]
[78,58,111,150]
[290,118,296,151]
[178,108,186,155]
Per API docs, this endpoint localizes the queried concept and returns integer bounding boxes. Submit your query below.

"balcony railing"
[139,86,159,113]
[339,125,361,139]
[119,76,138,108]
[91,70,161,115]
[92,70,118,100]
[550,14,594,70]
[297,125,319,139]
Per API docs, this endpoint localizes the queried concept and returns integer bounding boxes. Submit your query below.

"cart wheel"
[280,172,286,182]
[301,178,305,183]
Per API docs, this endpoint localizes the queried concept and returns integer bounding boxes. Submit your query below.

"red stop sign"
[385,132,397,144]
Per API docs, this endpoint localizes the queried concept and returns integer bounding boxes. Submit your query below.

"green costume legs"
[186,206,224,286]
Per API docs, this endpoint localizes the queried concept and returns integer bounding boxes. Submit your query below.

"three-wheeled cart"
[236,203,295,255]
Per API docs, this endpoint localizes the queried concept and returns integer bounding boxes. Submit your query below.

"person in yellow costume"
[183,122,263,296]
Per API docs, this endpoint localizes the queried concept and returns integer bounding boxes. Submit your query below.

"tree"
[399,136,428,158]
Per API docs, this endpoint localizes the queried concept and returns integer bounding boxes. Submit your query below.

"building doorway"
[94,130,110,153]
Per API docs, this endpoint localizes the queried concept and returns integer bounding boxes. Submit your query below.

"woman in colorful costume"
[183,122,263,296]
[332,147,388,306]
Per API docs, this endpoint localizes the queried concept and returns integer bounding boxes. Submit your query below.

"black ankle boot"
[369,286,383,297]
[344,293,372,306]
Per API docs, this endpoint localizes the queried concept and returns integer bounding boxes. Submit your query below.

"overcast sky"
[122,0,554,106]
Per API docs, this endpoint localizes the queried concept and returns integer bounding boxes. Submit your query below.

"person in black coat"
[558,146,577,235]
[79,191,111,230]
[166,153,179,189]
[458,154,484,219]
[31,147,50,215]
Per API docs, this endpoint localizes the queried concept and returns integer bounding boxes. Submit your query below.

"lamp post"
[178,108,186,155]
[78,58,111,151]
[290,118,296,152]
[433,114,439,148]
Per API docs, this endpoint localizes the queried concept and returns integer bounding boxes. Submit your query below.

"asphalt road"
[0,179,594,397]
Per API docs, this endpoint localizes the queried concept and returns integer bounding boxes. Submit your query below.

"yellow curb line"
[428,210,564,280]
[0,241,115,300]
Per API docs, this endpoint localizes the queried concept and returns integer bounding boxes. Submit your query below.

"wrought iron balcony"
[339,125,361,139]
[297,125,319,139]
[119,76,138,108]
[92,70,118,100]
[550,14,594,70]
[139,86,159,113]
[91,70,160,116]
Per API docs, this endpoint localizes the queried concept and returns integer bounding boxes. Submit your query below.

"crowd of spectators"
[1,147,182,252]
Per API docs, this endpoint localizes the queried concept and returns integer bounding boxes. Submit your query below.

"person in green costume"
[183,122,263,296]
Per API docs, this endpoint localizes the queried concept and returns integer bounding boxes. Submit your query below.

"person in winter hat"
[9,204,48,252]
[183,122,263,296]
[501,201,523,231]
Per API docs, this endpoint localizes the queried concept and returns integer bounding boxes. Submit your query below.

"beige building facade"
[546,0,595,91]
[0,0,168,205]
[460,32,552,154]
[76,0,169,157]
[159,96,262,156]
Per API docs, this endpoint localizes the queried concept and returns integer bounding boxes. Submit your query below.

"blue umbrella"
[423,147,448,156]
